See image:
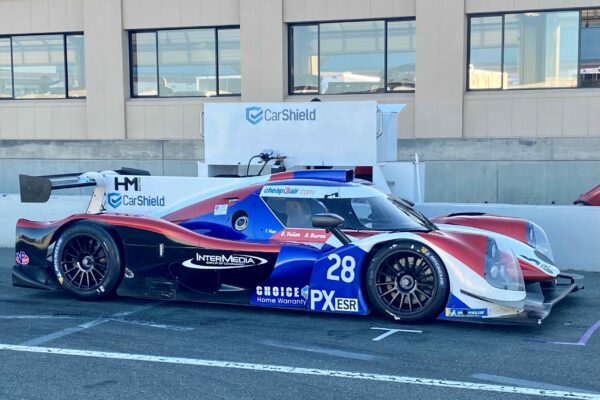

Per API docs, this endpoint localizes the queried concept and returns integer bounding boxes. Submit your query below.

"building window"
[581,9,600,88]
[289,19,416,95]
[0,33,85,99]
[66,34,86,98]
[468,10,599,90]
[0,38,11,98]
[217,29,241,95]
[387,20,416,91]
[130,27,240,98]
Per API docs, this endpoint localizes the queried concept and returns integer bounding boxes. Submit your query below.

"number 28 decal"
[326,254,356,283]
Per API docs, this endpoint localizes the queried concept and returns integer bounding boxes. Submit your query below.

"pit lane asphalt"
[0,248,598,400]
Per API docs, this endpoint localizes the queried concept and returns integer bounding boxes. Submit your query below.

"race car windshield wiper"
[389,227,431,233]
[389,196,437,231]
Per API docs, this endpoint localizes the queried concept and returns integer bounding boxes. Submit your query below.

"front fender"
[308,244,370,315]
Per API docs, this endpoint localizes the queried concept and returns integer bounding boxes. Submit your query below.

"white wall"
[464,90,600,138]
[122,0,240,29]
[0,101,86,139]
[418,202,600,271]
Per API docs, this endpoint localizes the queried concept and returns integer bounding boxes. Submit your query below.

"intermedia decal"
[182,253,269,270]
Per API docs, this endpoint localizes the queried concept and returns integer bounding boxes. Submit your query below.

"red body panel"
[518,258,554,281]
[417,230,488,277]
[431,214,528,244]
[17,214,281,253]
[576,183,600,206]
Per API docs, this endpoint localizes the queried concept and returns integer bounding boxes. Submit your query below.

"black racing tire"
[53,222,123,301]
[366,241,449,323]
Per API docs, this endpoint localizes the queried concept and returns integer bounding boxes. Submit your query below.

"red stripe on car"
[431,214,528,243]
[518,258,554,281]
[417,231,487,276]
[18,214,281,252]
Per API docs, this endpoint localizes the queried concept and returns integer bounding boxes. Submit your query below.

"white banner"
[204,101,378,167]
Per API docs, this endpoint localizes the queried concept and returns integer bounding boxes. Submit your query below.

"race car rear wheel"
[366,241,449,323]
[53,222,123,301]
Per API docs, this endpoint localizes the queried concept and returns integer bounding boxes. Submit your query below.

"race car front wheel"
[53,222,123,301]
[366,241,449,323]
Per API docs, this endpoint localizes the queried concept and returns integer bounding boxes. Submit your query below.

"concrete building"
[0,0,599,204]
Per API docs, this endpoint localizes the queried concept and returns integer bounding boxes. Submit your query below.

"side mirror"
[312,213,345,230]
[312,213,351,245]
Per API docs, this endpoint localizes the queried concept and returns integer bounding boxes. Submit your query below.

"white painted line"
[19,319,108,346]
[370,327,422,341]
[260,340,382,361]
[0,315,80,320]
[19,302,162,346]
[472,373,599,395]
[1,343,599,400]
[110,319,193,332]
[0,311,192,332]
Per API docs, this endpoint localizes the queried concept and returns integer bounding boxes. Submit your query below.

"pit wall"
[0,138,598,205]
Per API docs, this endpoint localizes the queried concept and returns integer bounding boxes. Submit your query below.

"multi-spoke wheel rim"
[375,250,436,314]
[60,235,108,290]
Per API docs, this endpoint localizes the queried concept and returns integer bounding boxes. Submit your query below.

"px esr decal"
[310,290,359,312]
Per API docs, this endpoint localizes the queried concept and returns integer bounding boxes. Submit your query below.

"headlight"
[484,238,524,291]
[526,222,555,263]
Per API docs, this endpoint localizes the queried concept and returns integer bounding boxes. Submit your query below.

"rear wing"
[19,167,151,212]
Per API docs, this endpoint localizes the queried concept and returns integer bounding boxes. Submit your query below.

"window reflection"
[66,35,85,98]
[387,20,416,91]
[131,32,158,96]
[289,19,415,95]
[218,29,241,95]
[580,9,600,88]
[130,28,240,98]
[158,29,216,97]
[320,21,385,94]
[290,25,318,94]
[0,38,11,98]
[469,16,503,89]
[504,12,578,89]
[12,35,66,99]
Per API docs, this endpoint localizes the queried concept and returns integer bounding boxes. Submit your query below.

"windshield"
[323,196,428,231]
[264,194,430,232]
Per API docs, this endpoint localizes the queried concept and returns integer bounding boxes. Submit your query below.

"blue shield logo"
[107,192,123,208]
[246,106,264,125]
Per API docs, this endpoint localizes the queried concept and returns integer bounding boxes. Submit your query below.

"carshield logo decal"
[107,192,123,208]
[246,106,264,125]
[182,253,268,270]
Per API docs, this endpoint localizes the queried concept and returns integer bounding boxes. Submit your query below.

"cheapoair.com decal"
[182,253,268,270]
